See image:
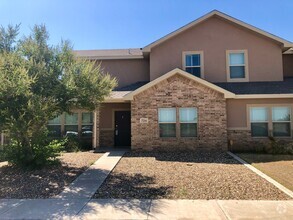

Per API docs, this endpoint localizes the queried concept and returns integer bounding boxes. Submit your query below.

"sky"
[0,0,292,50]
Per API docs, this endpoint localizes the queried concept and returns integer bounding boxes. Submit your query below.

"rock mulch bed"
[94,152,291,200]
[0,151,103,199]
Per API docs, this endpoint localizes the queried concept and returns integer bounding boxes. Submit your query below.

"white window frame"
[179,107,198,137]
[250,107,269,138]
[248,104,293,138]
[226,50,249,82]
[182,51,204,78]
[158,108,177,138]
[272,107,292,137]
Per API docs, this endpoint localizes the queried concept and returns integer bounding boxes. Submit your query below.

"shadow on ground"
[0,163,89,199]
[94,172,172,199]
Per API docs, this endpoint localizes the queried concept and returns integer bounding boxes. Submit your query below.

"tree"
[0,25,117,168]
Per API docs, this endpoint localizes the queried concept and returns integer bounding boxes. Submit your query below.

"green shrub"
[4,134,65,169]
[267,136,293,155]
[64,136,80,152]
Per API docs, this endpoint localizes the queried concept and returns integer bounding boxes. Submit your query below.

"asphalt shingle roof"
[215,77,293,94]
[73,48,142,58]
[115,78,293,95]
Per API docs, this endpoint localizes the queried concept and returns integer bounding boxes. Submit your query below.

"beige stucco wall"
[227,98,293,128]
[283,54,293,77]
[100,103,131,129]
[150,16,283,82]
[99,103,130,147]
[97,59,150,88]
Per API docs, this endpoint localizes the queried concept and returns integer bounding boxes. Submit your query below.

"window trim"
[179,107,198,138]
[272,107,291,137]
[226,50,249,82]
[182,51,204,78]
[250,107,269,138]
[158,108,177,138]
[247,104,293,138]
[158,107,198,138]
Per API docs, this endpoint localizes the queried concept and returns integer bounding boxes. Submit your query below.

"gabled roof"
[143,10,293,52]
[124,68,235,100]
[73,48,143,60]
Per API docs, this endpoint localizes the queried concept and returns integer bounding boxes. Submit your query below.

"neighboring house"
[3,10,293,151]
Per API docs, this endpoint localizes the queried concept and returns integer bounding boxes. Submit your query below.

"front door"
[114,111,131,147]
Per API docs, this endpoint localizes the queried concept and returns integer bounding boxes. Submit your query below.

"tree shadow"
[0,161,94,199]
[94,172,172,199]
[115,150,241,164]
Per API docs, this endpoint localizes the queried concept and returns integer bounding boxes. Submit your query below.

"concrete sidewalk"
[0,198,292,219]
[56,151,125,199]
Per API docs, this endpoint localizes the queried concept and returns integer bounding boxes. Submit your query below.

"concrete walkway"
[56,151,125,199]
[0,198,292,219]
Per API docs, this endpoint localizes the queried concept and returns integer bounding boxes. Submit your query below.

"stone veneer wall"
[227,129,293,152]
[131,74,228,151]
[100,130,114,147]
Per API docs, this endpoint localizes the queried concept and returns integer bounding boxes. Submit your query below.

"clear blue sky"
[1,0,292,50]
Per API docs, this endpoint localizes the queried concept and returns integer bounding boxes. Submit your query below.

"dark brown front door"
[114,111,131,147]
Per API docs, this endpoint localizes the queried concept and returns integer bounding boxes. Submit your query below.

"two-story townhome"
[40,10,293,152]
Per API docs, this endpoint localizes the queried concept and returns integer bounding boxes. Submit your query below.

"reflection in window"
[65,113,78,137]
[82,112,93,137]
[250,107,269,137]
[229,52,246,79]
[272,107,291,137]
[158,108,176,137]
[48,115,61,137]
[179,108,197,137]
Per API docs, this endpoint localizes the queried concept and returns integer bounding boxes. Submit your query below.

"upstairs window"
[183,51,204,78]
[227,50,249,82]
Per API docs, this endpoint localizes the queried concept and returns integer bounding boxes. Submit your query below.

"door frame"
[114,110,131,147]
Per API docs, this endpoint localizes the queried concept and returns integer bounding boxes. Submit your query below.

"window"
[272,107,291,137]
[183,51,203,78]
[250,106,292,138]
[48,115,61,137]
[250,107,269,137]
[179,108,197,137]
[227,50,248,81]
[158,108,176,137]
[65,113,78,137]
[82,112,93,137]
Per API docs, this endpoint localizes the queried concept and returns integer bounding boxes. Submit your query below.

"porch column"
[92,108,100,149]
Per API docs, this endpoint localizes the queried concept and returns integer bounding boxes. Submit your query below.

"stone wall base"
[227,129,293,152]
[100,130,114,147]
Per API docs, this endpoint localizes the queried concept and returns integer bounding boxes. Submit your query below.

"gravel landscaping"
[94,152,291,200]
[0,151,103,198]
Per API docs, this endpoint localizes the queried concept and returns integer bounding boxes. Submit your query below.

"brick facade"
[131,74,228,151]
